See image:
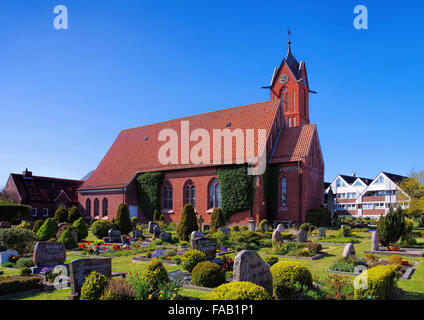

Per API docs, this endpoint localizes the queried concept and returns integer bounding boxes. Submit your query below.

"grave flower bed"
[78,240,149,257]
[272,242,323,257]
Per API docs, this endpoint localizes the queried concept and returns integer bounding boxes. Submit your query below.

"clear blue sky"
[0,0,423,187]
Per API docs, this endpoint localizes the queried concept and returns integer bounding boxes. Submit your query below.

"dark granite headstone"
[203,225,210,232]
[153,225,161,238]
[192,238,217,259]
[272,230,282,243]
[33,242,66,267]
[148,222,157,234]
[69,258,112,297]
[108,228,122,243]
[159,232,171,242]
[297,230,308,242]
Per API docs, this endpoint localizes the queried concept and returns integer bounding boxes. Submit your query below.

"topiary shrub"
[181,249,207,272]
[16,257,34,268]
[73,217,88,241]
[32,220,43,233]
[336,226,352,238]
[100,278,136,300]
[176,204,198,241]
[305,207,332,227]
[270,261,313,299]
[90,220,114,239]
[54,205,68,224]
[211,208,226,232]
[0,276,42,296]
[258,219,269,232]
[354,264,400,300]
[36,218,58,241]
[140,259,170,290]
[206,281,272,300]
[19,267,32,276]
[115,203,132,235]
[58,228,78,249]
[0,227,37,255]
[80,271,109,300]
[263,255,279,267]
[191,261,225,288]
[67,205,82,223]
[377,207,406,246]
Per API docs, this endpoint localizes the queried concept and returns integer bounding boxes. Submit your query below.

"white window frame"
[32,208,37,217]
[43,208,49,217]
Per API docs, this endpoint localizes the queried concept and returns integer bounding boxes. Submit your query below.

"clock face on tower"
[279,74,289,84]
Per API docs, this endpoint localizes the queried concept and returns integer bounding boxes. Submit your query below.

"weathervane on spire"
[287,29,291,47]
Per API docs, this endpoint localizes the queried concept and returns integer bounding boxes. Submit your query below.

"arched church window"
[183,180,196,207]
[86,199,91,216]
[163,182,173,210]
[281,178,287,207]
[208,178,221,209]
[94,198,99,217]
[102,198,108,217]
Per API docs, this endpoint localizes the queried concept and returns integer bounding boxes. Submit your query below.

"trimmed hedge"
[211,208,225,232]
[115,203,132,235]
[67,205,82,223]
[191,261,225,288]
[0,227,37,255]
[54,205,68,224]
[181,249,207,272]
[136,172,164,221]
[73,217,88,241]
[90,220,114,239]
[305,207,332,227]
[176,204,198,242]
[217,165,252,219]
[206,281,272,300]
[270,261,313,299]
[354,264,400,300]
[0,204,31,224]
[263,164,280,221]
[58,228,78,249]
[0,276,43,296]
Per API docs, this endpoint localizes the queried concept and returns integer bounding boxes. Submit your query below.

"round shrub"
[16,257,34,268]
[258,219,269,232]
[19,267,32,276]
[230,225,239,232]
[388,254,403,264]
[191,261,225,288]
[73,217,88,241]
[263,255,279,267]
[140,259,170,290]
[90,220,114,239]
[176,204,198,241]
[32,220,43,233]
[181,249,207,272]
[270,261,313,299]
[100,278,135,300]
[54,205,68,224]
[58,228,78,249]
[80,271,109,300]
[36,218,58,241]
[116,203,132,235]
[206,281,272,300]
[0,227,37,255]
[211,208,226,231]
[67,205,82,223]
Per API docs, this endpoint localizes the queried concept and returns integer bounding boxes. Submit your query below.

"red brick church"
[77,40,324,226]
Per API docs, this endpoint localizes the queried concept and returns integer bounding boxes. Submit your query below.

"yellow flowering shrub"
[354,264,400,300]
[206,281,271,300]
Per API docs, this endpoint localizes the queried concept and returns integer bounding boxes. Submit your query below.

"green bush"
[0,204,31,224]
[176,204,198,242]
[54,205,68,224]
[263,255,279,267]
[305,207,332,227]
[2,262,15,268]
[0,276,42,296]
[329,261,356,272]
[100,278,136,300]
[90,220,114,239]
[0,227,37,255]
[36,218,58,241]
[230,225,239,232]
[136,172,164,221]
[354,264,400,300]
[377,207,406,246]
[67,205,82,223]
[258,219,269,232]
[191,261,225,288]
[210,230,227,247]
[116,203,132,235]
[32,220,43,233]
[270,261,313,299]
[211,208,226,232]
[207,281,272,300]
[153,209,165,223]
[58,228,78,249]
[19,267,32,276]
[16,257,34,268]
[73,217,88,241]
[140,259,170,290]
[80,271,109,300]
[181,249,207,272]
[336,226,352,238]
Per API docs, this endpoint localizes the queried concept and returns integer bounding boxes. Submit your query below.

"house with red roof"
[77,41,324,227]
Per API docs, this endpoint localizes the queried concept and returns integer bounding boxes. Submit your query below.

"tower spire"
[287,29,292,55]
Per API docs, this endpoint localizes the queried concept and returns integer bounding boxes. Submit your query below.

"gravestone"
[272,230,282,243]
[297,229,308,242]
[152,249,166,258]
[159,232,171,243]
[218,227,231,236]
[108,228,122,243]
[342,243,356,259]
[168,270,185,282]
[134,229,143,239]
[319,227,326,238]
[69,258,112,299]
[203,225,210,232]
[153,225,161,238]
[191,231,204,240]
[33,241,66,267]
[148,222,157,234]
[276,224,285,233]
[248,220,256,231]
[0,221,11,229]
[371,231,379,251]
[233,250,273,296]
[192,238,217,259]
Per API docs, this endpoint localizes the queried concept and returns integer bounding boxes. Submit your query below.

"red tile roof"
[80,100,281,191]
[270,124,316,163]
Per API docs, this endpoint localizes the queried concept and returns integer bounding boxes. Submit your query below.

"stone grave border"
[132,256,180,265]
[266,252,328,261]
[365,248,424,257]
[182,284,213,292]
